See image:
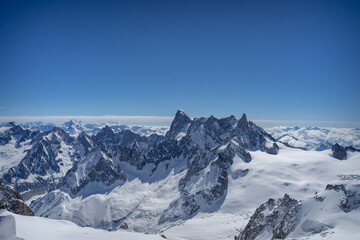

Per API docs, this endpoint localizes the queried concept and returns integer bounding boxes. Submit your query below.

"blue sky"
[0,0,359,126]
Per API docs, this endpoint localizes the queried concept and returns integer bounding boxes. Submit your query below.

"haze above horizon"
[0,0,359,125]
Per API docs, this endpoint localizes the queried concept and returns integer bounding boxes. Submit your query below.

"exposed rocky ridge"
[237,194,301,240]
[1,110,278,227]
[63,147,126,196]
[0,122,40,147]
[0,179,34,216]
[3,128,80,199]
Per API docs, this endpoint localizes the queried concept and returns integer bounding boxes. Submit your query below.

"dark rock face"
[94,125,116,146]
[77,132,94,155]
[237,113,248,129]
[238,194,301,240]
[266,143,280,155]
[0,179,34,216]
[332,143,347,160]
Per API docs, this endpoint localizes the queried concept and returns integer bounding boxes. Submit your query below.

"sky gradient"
[0,0,359,126]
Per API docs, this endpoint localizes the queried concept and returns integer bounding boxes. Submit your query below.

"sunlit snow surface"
[0,210,164,240]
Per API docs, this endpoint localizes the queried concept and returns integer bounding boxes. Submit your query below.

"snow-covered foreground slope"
[0,210,165,240]
[266,126,360,150]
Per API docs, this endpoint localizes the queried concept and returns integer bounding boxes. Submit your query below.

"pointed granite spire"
[237,113,248,129]
[166,109,192,139]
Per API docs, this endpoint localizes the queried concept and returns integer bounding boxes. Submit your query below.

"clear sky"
[0,0,359,126]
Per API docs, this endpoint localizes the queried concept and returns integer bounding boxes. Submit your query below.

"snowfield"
[0,210,165,240]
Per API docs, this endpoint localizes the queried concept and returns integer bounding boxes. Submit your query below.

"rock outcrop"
[0,179,34,216]
[237,194,300,240]
[332,143,347,160]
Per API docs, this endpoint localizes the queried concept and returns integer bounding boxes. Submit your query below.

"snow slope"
[31,171,185,232]
[0,210,165,240]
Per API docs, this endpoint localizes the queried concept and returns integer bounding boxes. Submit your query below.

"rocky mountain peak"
[64,119,81,127]
[174,109,191,125]
[97,125,114,138]
[8,122,24,133]
[8,122,18,127]
[51,127,73,143]
[332,143,347,160]
[166,109,192,139]
[237,113,248,129]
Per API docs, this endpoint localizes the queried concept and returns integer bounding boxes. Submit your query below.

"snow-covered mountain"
[266,126,360,150]
[18,120,169,137]
[1,110,279,230]
[0,110,359,240]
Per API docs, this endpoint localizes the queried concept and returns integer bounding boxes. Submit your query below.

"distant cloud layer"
[253,120,360,128]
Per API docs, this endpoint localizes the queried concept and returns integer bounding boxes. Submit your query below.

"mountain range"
[0,110,359,240]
